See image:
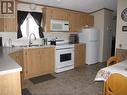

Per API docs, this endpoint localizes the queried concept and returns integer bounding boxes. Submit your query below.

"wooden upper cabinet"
[0,18,4,32]
[79,13,94,27]
[44,7,51,32]
[68,11,82,32]
[86,15,94,26]
[0,1,17,32]
[44,7,69,32]
[46,7,68,20]
[44,6,94,32]
[80,13,87,26]
[4,18,17,32]
[51,8,68,20]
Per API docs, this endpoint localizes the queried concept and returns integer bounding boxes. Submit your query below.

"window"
[21,13,39,38]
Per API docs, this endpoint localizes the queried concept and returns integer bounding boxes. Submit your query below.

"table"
[95,60,127,81]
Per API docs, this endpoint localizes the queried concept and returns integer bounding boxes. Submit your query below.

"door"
[102,10,114,62]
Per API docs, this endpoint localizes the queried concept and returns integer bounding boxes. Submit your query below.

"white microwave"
[50,19,69,32]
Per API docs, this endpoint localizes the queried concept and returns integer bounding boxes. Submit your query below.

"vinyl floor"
[22,63,106,95]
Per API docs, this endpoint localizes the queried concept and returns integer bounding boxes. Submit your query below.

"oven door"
[55,48,74,69]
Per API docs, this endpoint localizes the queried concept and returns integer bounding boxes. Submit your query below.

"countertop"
[0,43,84,75]
[0,47,23,75]
[0,45,56,75]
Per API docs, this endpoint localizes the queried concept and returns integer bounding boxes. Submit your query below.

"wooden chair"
[104,73,127,95]
[107,56,120,66]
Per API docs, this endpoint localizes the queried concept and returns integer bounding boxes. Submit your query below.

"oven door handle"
[56,48,74,50]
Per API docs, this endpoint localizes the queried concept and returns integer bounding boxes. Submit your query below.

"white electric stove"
[55,42,74,73]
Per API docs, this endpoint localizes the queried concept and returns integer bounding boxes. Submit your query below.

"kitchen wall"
[0,2,76,47]
[91,10,104,62]
[115,0,127,49]
[0,31,73,47]
[0,32,17,47]
[92,9,114,62]
[44,32,71,41]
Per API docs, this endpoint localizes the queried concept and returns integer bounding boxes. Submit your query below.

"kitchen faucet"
[29,33,36,47]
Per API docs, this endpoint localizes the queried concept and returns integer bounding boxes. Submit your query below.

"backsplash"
[0,32,78,47]
[0,32,17,47]
[44,32,70,41]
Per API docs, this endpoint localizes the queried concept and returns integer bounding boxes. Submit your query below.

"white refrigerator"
[79,28,99,65]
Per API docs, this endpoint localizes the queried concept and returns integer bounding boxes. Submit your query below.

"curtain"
[17,11,28,38]
[30,12,44,38]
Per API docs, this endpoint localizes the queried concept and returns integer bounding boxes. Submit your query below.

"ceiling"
[19,0,117,13]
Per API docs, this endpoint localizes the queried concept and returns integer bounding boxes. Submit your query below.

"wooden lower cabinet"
[74,44,86,67]
[9,47,55,79]
[9,50,24,80]
[0,72,21,95]
[24,48,55,79]
[9,50,23,66]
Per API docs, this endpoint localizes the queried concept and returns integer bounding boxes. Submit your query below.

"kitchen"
[0,0,127,95]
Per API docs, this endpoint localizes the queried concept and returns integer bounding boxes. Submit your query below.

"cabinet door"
[0,1,17,32]
[86,15,94,26]
[74,44,86,67]
[39,48,55,74]
[9,51,23,67]
[0,18,4,32]
[9,50,24,80]
[44,9,51,32]
[25,48,55,79]
[25,49,41,78]
[51,8,68,20]
[44,7,68,32]
[0,72,21,95]
[4,18,17,32]
[80,13,87,26]
[68,11,82,32]
[46,7,68,20]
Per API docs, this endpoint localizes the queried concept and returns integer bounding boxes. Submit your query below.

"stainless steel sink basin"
[29,44,42,47]
[12,44,43,48]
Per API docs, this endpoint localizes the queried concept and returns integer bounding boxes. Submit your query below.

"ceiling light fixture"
[56,0,62,2]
